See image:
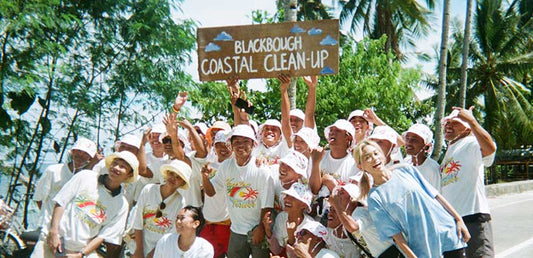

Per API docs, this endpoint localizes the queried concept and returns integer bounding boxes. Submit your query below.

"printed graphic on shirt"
[209,168,217,180]
[441,158,462,187]
[74,194,107,229]
[320,169,346,186]
[257,152,281,166]
[141,208,174,234]
[226,179,259,208]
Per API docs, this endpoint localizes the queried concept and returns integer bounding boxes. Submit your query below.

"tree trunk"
[432,0,451,160]
[459,0,474,108]
[285,0,298,109]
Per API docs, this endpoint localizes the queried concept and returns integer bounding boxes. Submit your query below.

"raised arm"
[179,119,207,158]
[364,108,405,147]
[454,106,496,157]
[302,76,317,129]
[226,76,241,125]
[201,163,216,197]
[328,191,360,233]
[279,74,293,147]
[309,147,325,195]
[163,113,191,166]
[137,128,153,178]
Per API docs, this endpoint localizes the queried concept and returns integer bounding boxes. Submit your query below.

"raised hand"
[173,92,188,111]
[278,74,292,92]
[302,75,317,89]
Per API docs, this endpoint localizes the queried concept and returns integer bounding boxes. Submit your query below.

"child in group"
[353,140,470,257]
[287,221,340,258]
[152,206,214,258]
[132,160,191,257]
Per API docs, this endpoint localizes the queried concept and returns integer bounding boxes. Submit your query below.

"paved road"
[490,190,533,257]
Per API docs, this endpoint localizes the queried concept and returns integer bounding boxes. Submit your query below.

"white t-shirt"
[33,163,73,234]
[273,212,314,247]
[253,138,290,166]
[351,207,392,257]
[318,151,357,196]
[52,170,129,251]
[325,228,362,258]
[153,233,214,258]
[132,184,184,256]
[202,161,230,222]
[177,152,207,207]
[211,156,274,234]
[145,152,169,184]
[316,248,340,258]
[440,135,495,217]
[405,156,441,191]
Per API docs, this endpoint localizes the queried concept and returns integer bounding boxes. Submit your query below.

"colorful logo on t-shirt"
[226,179,259,208]
[321,169,346,186]
[441,158,462,187]
[257,152,280,166]
[142,208,173,234]
[74,194,107,229]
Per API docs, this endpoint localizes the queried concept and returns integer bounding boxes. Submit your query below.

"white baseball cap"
[290,109,305,121]
[279,150,309,177]
[369,126,398,145]
[402,124,433,145]
[442,109,471,129]
[259,119,282,133]
[292,127,320,149]
[105,151,139,183]
[230,125,258,145]
[281,183,313,212]
[347,109,374,128]
[214,130,231,144]
[324,119,355,140]
[296,221,329,241]
[119,134,142,149]
[160,160,192,190]
[71,137,97,158]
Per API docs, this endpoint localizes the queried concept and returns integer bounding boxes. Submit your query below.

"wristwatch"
[78,250,86,258]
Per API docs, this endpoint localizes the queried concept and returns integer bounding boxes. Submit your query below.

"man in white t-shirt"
[144,123,169,184]
[203,125,274,258]
[43,151,138,258]
[31,137,98,258]
[440,107,497,257]
[402,124,441,191]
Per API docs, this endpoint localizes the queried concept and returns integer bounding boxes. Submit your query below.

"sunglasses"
[155,201,166,218]
[296,230,308,238]
[162,137,171,144]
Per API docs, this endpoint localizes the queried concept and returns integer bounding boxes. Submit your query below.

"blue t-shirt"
[368,164,465,257]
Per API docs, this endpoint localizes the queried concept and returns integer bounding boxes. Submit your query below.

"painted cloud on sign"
[320,66,335,75]
[205,42,221,52]
[290,25,306,33]
[320,35,338,46]
[214,31,233,41]
[308,28,322,35]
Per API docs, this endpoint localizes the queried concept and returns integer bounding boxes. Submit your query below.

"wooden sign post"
[197,19,339,81]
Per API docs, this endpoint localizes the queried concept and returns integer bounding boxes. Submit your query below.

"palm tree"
[339,0,435,58]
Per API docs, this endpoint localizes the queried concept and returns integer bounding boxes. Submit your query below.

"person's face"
[162,137,174,155]
[350,117,369,135]
[108,158,133,184]
[444,120,468,141]
[279,162,302,187]
[175,209,199,234]
[70,149,91,170]
[296,229,318,248]
[231,136,254,158]
[165,171,185,189]
[328,127,351,148]
[118,143,139,155]
[404,132,426,156]
[261,125,281,147]
[150,133,163,153]
[327,206,341,228]
[214,142,231,161]
[293,136,310,155]
[372,139,393,161]
[290,116,304,133]
[283,194,306,213]
[359,145,386,175]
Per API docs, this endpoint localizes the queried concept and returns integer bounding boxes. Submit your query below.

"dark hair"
[182,205,205,235]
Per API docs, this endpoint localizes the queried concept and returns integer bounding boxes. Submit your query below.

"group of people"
[30,74,497,258]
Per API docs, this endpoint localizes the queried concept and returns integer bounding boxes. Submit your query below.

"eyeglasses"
[155,201,166,218]
[162,137,171,144]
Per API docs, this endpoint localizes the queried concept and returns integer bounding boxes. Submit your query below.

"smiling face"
[371,139,393,163]
[279,162,302,188]
[70,149,92,170]
[327,205,342,228]
[328,126,351,148]
[108,158,133,184]
[231,136,254,159]
[261,125,281,147]
[349,116,369,136]
[359,144,387,176]
[175,209,199,235]
[404,132,426,156]
[164,171,186,189]
[214,142,231,162]
[290,116,304,133]
[444,120,469,141]
[293,135,310,155]
[283,194,306,213]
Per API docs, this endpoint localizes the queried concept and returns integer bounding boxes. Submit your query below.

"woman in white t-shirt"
[153,206,214,258]
[132,160,192,258]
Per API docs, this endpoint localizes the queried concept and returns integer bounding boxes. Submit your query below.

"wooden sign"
[197,19,339,81]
